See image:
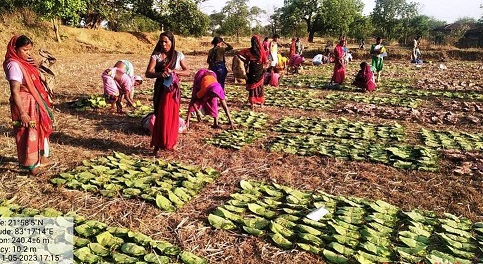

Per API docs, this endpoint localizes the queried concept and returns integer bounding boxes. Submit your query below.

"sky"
[200,0,482,24]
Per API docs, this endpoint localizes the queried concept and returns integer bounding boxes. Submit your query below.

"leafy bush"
[110,14,159,32]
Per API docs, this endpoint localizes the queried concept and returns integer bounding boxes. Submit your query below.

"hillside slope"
[0,12,218,56]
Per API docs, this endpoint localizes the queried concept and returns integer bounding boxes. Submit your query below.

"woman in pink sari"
[352,61,376,92]
[186,69,234,129]
[330,38,346,85]
[3,35,54,175]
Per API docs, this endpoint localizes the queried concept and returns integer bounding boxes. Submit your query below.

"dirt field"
[0,50,482,263]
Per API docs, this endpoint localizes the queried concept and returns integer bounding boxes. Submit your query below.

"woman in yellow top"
[207,37,233,89]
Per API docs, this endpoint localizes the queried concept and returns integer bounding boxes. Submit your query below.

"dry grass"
[1,51,483,263]
[1,19,483,264]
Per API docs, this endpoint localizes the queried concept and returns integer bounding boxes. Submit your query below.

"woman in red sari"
[3,35,54,175]
[352,61,376,92]
[330,38,346,85]
[237,35,267,110]
[145,31,190,155]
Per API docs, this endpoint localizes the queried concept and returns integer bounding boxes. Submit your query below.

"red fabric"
[4,35,53,167]
[353,64,376,92]
[290,40,296,56]
[255,35,267,64]
[249,87,264,104]
[240,35,267,64]
[331,44,346,84]
[10,90,44,167]
[262,41,269,58]
[151,79,180,150]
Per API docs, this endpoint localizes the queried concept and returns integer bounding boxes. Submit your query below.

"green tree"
[164,0,209,36]
[320,0,364,35]
[220,0,252,41]
[371,0,419,40]
[276,0,363,42]
[348,15,374,41]
[405,15,445,40]
[80,0,127,29]
[209,12,225,35]
[248,6,266,34]
[33,0,86,42]
[0,0,32,12]
[276,0,321,42]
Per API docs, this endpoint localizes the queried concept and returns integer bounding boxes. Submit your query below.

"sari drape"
[4,35,53,168]
[353,64,376,92]
[331,44,346,84]
[151,53,181,150]
[188,69,226,118]
[238,35,266,105]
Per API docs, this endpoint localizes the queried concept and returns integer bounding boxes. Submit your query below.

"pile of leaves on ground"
[218,110,269,129]
[280,75,357,92]
[421,128,483,151]
[333,103,483,126]
[390,87,483,101]
[209,180,483,264]
[0,200,206,264]
[325,93,422,108]
[268,135,438,171]
[70,95,109,111]
[206,111,268,150]
[206,130,266,150]
[50,152,219,212]
[272,117,404,142]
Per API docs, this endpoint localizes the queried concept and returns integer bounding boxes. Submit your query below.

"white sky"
[200,0,482,24]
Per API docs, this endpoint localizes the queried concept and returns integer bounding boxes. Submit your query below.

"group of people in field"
[3,32,389,175]
[325,36,386,92]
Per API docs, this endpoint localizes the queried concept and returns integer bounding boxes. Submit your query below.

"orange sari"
[3,36,53,169]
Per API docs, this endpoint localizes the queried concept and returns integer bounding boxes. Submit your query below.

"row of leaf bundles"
[272,117,405,142]
[50,152,219,212]
[224,86,336,110]
[268,135,439,171]
[421,128,483,151]
[0,201,206,264]
[325,93,423,108]
[264,95,335,110]
[73,95,108,110]
[208,180,483,264]
[206,130,266,150]
[217,110,269,129]
[280,75,356,91]
[390,87,483,101]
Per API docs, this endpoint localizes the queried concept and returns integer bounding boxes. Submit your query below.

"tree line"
[1,0,481,45]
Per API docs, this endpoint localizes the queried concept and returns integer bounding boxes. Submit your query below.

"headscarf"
[4,35,53,136]
[250,35,267,64]
[192,69,210,98]
[120,60,134,77]
[361,62,374,83]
